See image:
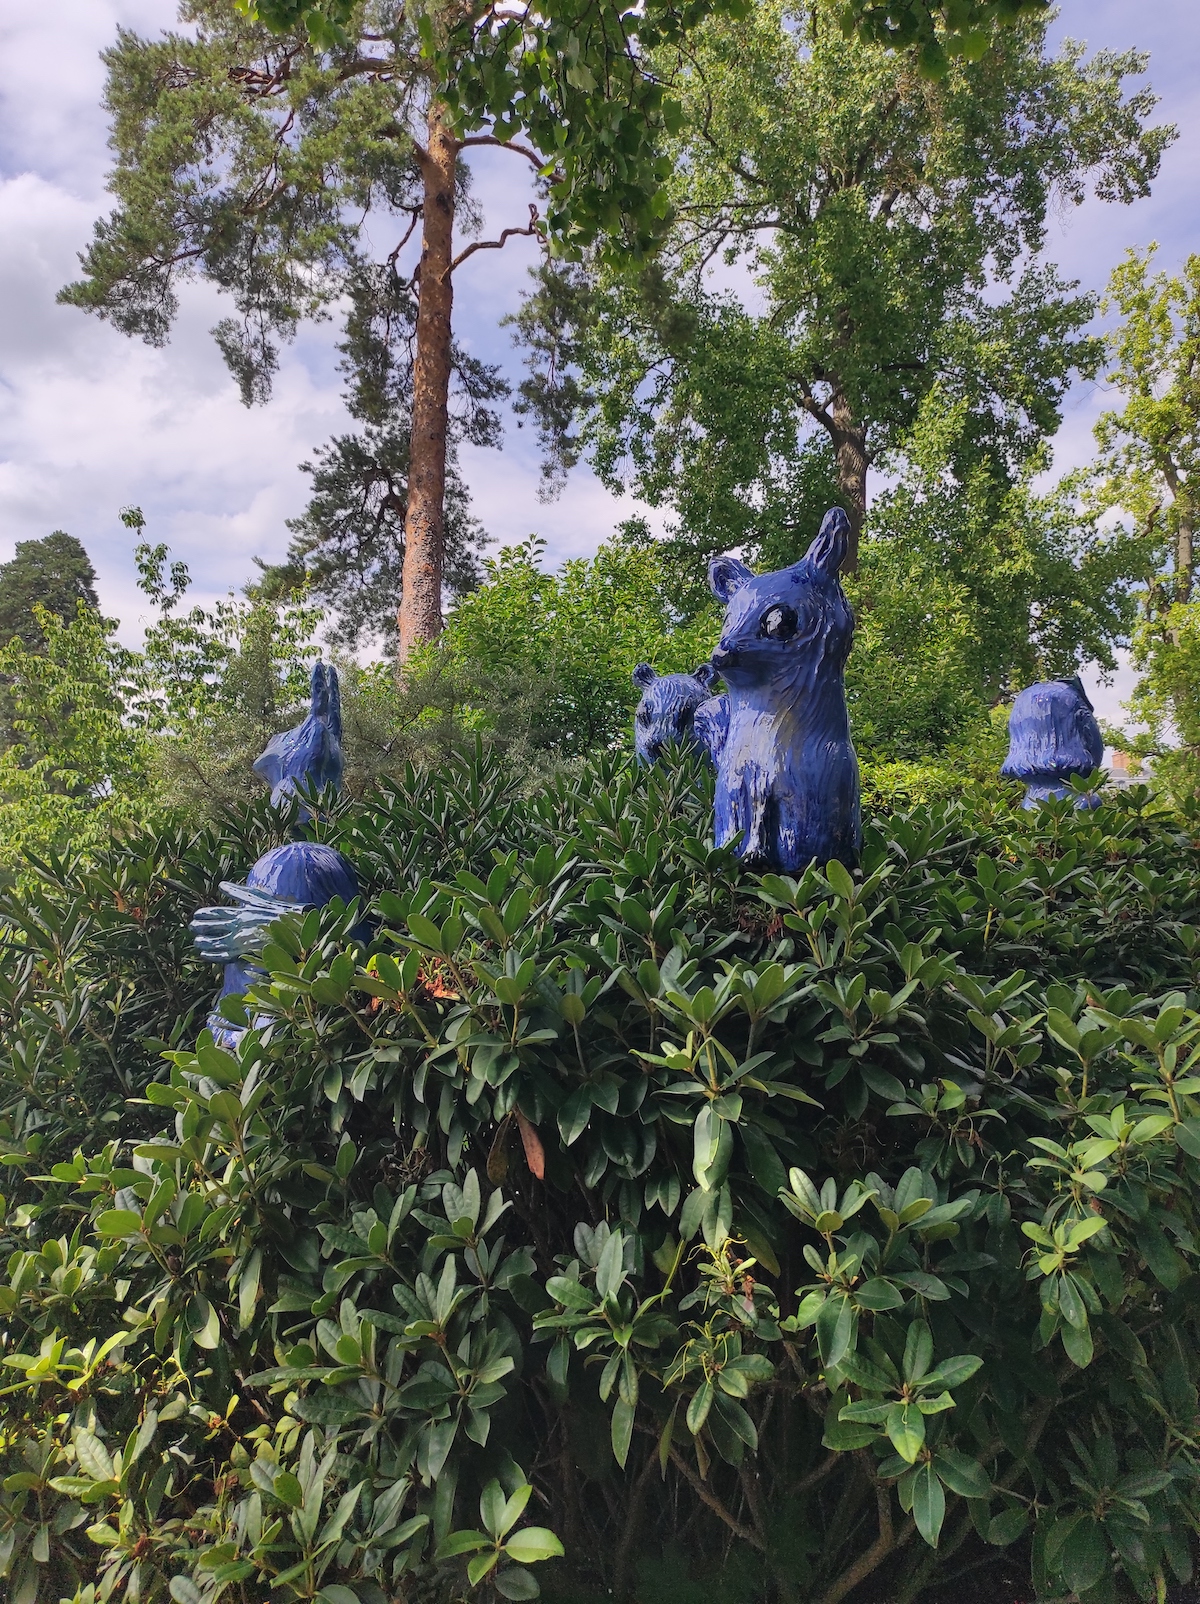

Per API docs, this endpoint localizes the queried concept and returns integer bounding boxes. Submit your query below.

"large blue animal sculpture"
[632,662,721,763]
[707,507,860,870]
[1001,676,1105,809]
[253,660,343,812]
[190,663,361,1048]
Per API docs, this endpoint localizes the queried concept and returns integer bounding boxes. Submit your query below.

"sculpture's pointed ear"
[803,507,851,577]
[1066,674,1093,711]
[310,662,330,718]
[694,663,719,690]
[708,554,754,603]
[632,663,656,689]
[325,664,340,737]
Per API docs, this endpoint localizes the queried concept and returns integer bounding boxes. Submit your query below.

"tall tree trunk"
[399,100,458,662]
[1177,505,1194,604]
[829,389,868,572]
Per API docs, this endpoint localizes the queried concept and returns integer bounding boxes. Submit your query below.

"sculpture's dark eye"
[759,604,797,641]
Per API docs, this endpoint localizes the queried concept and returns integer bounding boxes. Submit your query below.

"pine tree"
[0,532,100,650]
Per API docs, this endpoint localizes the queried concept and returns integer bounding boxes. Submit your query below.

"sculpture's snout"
[711,645,737,671]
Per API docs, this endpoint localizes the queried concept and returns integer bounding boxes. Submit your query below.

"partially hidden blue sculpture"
[1001,676,1105,809]
[694,693,730,768]
[708,507,860,870]
[190,664,361,1048]
[632,662,721,763]
[192,844,361,1048]
[253,660,343,812]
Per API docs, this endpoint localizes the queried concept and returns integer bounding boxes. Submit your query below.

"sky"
[0,0,1197,720]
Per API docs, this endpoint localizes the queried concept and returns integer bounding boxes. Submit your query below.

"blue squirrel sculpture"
[707,507,860,870]
[1001,677,1105,809]
[632,662,721,763]
[190,663,361,1048]
[253,660,343,812]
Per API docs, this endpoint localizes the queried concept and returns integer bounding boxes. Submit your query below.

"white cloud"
[0,169,353,634]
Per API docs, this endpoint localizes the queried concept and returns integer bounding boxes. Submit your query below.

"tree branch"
[450,204,540,273]
[614,1448,662,1597]
[667,1447,766,1551]
[386,206,423,267]
[816,1476,894,1604]
[790,372,834,432]
[459,134,548,173]
[226,48,304,98]
[790,1451,841,1496]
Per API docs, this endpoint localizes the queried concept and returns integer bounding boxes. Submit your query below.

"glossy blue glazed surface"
[245,841,360,905]
[707,507,860,870]
[253,661,343,811]
[694,694,730,768]
[1001,678,1105,810]
[632,662,720,763]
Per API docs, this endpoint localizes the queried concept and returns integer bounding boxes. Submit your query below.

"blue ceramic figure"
[1001,677,1105,809]
[632,662,721,763]
[191,844,361,1048]
[707,507,860,870]
[253,661,343,812]
[191,663,360,1048]
[694,694,730,768]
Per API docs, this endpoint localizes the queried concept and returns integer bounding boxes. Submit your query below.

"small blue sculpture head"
[191,842,363,967]
[632,662,721,763]
[1001,677,1105,808]
[254,662,343,810]
[246,841,360,906]
[708,508,855,694]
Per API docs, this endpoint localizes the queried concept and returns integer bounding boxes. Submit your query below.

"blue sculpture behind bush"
[253,660,343,812]
[707,507,860,870]
[1001,676,1105,809]
[191,663,360,1047]
[192,844,361,1047]
[694,693,730,767]
[632,662,720,763]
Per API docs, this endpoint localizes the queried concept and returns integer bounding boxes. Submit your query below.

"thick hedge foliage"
[3,749,1200,1604]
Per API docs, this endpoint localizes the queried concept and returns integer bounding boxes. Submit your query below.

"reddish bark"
[399,100,459,660]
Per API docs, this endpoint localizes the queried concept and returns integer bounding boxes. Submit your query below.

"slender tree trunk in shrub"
[400,101,459,661]
[829,389,869,572]
[1176,501,1194,603]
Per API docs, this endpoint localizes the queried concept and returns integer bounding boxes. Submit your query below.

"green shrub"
[420,531,718,758]
[2,751,1200,1604]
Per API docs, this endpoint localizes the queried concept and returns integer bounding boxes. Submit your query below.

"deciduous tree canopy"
[512,1,1172,566]
[1087,249,1200,800]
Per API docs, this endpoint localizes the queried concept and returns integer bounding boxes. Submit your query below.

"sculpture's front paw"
[190,882,307,963]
